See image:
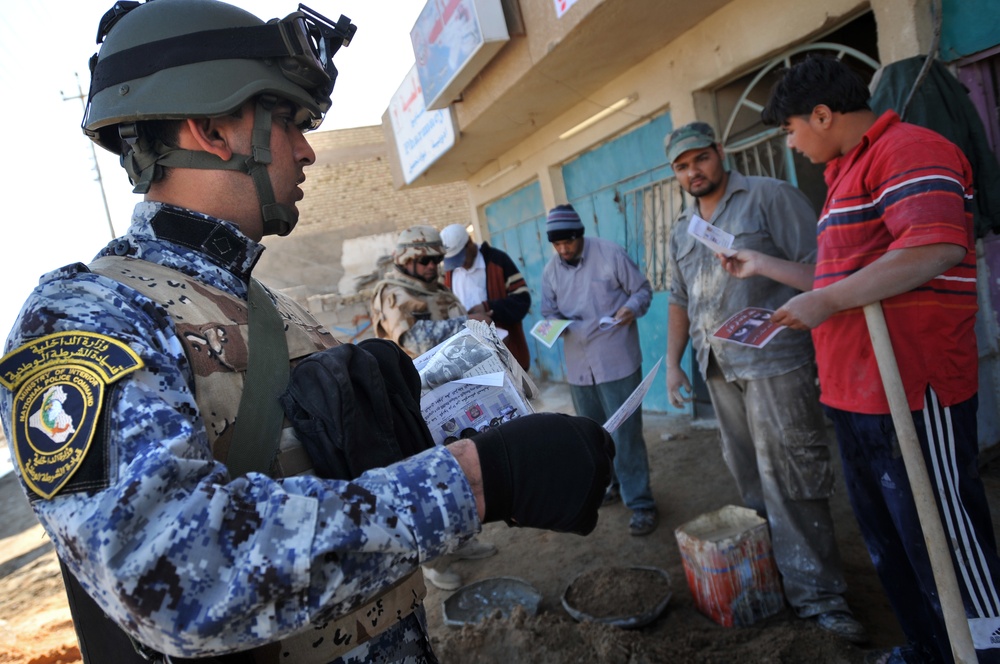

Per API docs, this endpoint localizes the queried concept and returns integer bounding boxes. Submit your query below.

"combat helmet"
[393,225,445,266]
[83,0,356,236]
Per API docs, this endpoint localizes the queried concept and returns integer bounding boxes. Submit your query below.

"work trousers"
[570,368,655,511]
[705,359,849,617]
[827,389,1000,664]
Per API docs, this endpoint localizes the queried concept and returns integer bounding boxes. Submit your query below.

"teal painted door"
[941,0,1000,61]
[487,111,688,413]
[484,182,566,382]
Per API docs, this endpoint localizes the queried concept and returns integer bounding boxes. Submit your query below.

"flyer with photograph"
[712,307,787,348]
[687,214,736,257]
[530,318,572,348]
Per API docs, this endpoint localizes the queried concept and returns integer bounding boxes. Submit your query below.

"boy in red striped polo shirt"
[722,55,1000,663]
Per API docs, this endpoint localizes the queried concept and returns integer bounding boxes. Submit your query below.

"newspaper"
[415,320,537,445]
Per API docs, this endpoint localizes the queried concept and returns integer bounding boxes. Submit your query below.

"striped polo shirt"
[812,110,978,414]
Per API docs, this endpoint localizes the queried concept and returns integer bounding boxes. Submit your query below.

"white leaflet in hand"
[598,316,620,330]
[602,357,663,434]
[687,214,736,257]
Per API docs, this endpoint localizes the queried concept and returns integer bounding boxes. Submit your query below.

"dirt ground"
[2,383,1000,664]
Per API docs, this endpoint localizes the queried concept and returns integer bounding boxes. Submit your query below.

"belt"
[251,571,427,664]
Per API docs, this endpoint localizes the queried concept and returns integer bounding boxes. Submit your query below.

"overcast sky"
[0,0,423,338]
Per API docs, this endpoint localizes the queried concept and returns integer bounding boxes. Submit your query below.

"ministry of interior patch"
[0,332,143,499]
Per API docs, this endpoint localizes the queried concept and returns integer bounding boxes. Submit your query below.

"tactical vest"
[370,271,465,350]
[88,256,426,664]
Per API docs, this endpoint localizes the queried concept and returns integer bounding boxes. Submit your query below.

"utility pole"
[62,73,116,240]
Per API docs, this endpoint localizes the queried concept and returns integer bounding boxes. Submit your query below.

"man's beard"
[689,178,719,198]
[405,266,438,284]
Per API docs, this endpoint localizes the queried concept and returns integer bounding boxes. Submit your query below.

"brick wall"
[296,126,470,234]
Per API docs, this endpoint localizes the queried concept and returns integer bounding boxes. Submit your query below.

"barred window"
[621,176,686,291]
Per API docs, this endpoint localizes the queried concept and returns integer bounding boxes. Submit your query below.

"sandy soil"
[2,395,999,664]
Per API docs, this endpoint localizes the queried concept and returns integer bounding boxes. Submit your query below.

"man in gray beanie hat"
[541,204,658,536]
[546,204,586,242]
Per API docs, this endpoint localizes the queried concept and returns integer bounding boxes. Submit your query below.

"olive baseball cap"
[664,122,717,164]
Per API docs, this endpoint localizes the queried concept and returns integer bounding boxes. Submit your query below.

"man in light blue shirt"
[541,204,658,535]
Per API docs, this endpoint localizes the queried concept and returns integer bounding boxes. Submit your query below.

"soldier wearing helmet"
[370,225,492,358]
[0,2,616,663]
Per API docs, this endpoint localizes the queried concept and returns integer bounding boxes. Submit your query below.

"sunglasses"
[417,256,444,266]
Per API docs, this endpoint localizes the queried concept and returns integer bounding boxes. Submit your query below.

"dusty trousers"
[569,368,655,512]
[705,358,849,616]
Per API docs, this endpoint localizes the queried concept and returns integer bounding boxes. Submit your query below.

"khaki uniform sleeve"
[372,284,424,347]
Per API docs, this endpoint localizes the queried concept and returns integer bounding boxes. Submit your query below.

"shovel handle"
[863,302,976,663]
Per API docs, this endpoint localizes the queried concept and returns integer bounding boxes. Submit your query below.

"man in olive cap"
[664,120,865,642]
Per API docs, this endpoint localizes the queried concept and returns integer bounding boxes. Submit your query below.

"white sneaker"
[454,538,498,560]
[421,565,463,591]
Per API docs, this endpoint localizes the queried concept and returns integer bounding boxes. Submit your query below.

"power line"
[62,72,116,240]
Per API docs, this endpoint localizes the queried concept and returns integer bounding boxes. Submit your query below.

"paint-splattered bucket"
[674,505,785,627]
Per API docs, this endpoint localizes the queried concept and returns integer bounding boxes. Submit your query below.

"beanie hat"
[546,204,585,242]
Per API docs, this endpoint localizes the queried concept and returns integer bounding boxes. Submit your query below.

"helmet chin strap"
[119,95,298,237]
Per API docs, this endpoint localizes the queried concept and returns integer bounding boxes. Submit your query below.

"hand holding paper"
[712,307,786,348]
[598,316,620,330]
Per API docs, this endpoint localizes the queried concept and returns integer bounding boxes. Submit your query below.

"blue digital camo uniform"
[0,201,480,661]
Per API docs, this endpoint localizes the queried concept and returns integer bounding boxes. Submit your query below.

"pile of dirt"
[563,566,671,620]
[430,606,862,664]
[3,411,999,664]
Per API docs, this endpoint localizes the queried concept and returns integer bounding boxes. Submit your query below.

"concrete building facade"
[257,0,1000,447]
[377,0,1000,444]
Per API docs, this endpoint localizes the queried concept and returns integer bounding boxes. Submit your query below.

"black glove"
[472,413,615,536]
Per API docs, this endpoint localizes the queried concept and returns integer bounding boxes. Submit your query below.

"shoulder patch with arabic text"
[0,332,143,499]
